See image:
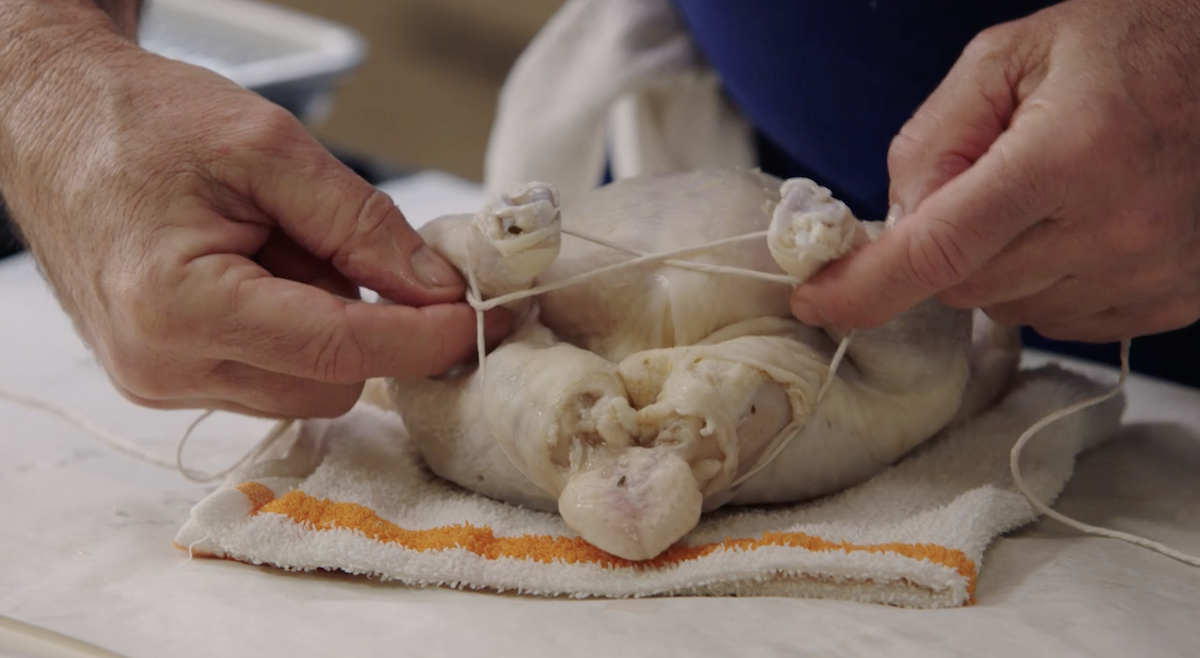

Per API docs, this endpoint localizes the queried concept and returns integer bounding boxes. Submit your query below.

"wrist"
[0,2,135,113]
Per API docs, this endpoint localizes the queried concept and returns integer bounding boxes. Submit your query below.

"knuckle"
[204,103,305,178]
[310,321,368,385]
[904,225,974,292]
[962,25,1014,63]
[319,186,403,262]
[887,129,923,171]
[928,153,974,190]
[329,188,403,261]
[237,103,304,153]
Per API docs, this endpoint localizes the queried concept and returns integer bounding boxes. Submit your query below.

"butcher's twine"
[457,226,1196,568]
[1,228,1197,571]
[459,228,852,490]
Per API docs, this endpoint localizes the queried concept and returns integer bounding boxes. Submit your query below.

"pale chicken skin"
[386,169,1019,561]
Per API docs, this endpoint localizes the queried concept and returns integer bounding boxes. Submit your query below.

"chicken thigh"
[386,169,1018,561]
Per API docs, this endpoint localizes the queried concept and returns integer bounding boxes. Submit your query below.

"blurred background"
[273,0,563,180]
[0,0,565,258]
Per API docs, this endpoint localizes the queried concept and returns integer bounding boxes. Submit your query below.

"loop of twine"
[1008,339,1199,567]
[0,389,294,484]
[460,226,854,492]
[463,229,796,313]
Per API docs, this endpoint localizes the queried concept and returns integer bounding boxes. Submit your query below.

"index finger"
[195,255,507,382]
[215,104,466,307]
[792,124,1060,328]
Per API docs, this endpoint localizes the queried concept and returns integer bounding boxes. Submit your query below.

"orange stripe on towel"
[231,483,977,594]
[235,481,276,514]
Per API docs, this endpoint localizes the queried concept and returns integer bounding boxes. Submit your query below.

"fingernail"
[885,203,905,228]
[411,245,463,289]
[791,294,828,327]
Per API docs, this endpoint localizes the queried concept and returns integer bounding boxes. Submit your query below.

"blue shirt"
[671,0,1199,387]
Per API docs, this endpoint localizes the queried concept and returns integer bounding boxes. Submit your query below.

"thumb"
[794,122,1058,328]
[793,24,1062,329]
[230,108,466,306]
[886,23,1045,215]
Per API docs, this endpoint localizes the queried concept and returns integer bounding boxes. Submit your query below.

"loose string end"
[1010,339,1200,568]
[0,384,297,487]
[174,411,296,484]
[0,384,177,471]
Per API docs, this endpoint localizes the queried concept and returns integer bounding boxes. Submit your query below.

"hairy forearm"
[0,0,140,97]
[0,0,142,232]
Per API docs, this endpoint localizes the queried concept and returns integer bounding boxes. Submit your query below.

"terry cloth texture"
[176,366,1124,608]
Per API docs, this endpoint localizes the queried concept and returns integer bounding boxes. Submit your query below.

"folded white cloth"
[484,0,754,204]
[176,366,1124,608]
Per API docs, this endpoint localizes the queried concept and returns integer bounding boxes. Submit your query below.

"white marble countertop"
[2,173,1198,658]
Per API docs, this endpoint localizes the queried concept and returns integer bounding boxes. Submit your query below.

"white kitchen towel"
[483,0,754,205]
[175,365,1125,608]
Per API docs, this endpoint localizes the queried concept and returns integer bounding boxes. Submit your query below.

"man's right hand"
[0,2,509,418]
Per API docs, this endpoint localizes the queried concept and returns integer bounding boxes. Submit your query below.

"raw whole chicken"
[385,168,1020,561]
